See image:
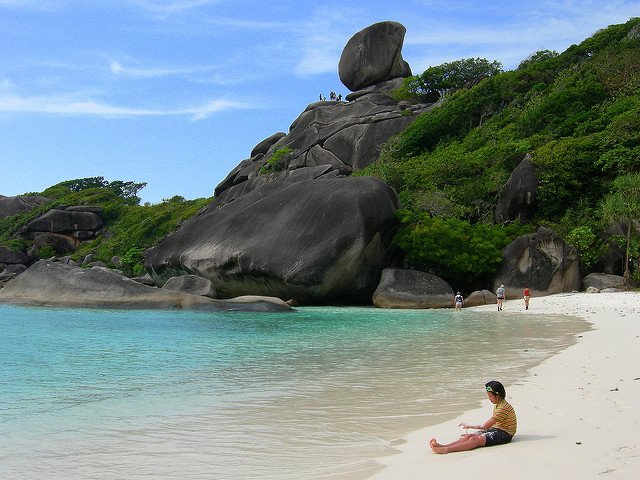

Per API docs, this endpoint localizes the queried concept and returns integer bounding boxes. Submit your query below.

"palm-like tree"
[602,174,640,285]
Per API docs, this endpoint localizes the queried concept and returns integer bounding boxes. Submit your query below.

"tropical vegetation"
[358,17,640,289]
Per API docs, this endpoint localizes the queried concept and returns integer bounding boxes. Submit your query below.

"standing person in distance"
[453,291,464,310]
[523,286,531,310]
[496,284,506,311]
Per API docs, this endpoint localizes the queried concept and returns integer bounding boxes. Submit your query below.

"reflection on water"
[0,305,589,479]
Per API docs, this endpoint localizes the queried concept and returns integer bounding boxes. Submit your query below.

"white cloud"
[0,93,253,120]
[130,0,224,14]
[110,60,214,78]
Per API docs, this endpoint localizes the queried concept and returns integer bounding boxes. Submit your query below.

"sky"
[1,1,639,204]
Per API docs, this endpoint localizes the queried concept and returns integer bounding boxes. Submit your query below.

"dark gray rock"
[494,227,582,298]
[162,274,216,298]
[146,176,400,305]
[0,264,27,283]
[82,253,95,265]
[464,289,498,307]
[214,93,432,204]
[582,273,624,291]
[0,246,28,265]
[495,154,538,224]
[19,208,102,238]
[30,232,77,254]
[64,206,104,214]
[0,195,52,219]
[250,132,286,158]
[372,268,453,308]
[131,273,156,286]
[338,21,412,91]
[0,260,291,311]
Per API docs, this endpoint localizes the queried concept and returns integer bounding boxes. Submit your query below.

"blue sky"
[1,1,638,204]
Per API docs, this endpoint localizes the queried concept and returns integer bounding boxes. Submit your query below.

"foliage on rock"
[359,18,640,289]
[1,177,210,276]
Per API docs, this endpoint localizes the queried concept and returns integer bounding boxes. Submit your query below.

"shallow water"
[0,304,589,479]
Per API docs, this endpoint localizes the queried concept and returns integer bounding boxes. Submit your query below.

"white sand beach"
[371,291,640,479]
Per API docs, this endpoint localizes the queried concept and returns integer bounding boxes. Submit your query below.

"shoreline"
[370,291,640,479]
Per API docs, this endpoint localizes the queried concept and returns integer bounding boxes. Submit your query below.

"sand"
[371,291,640,479]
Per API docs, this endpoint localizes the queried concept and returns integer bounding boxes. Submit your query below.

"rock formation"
[147,177,400,304]
[162,274,217,298]
[463,289,497,307]
[338,21,412,91]
[214,78,432,205]
[582,272,624,291]
[17,205,104,255]
[0,195,52,219]
[0,246,28,265]
[372,268,453,308]
[0,260,291,311]
[214,20,430,207]
[493,227,582,298]
[495,154,538,224]
[147,22,428,305]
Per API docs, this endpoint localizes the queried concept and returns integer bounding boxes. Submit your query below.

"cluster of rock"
[0,260,291,312]
[18,205,104,255]
[145,21,424,304]
[0,198,108,288]
[0,21,628,310]
[145,20,623,308]
[0,194,52,219]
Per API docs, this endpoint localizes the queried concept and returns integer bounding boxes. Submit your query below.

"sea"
[0,304,589,479]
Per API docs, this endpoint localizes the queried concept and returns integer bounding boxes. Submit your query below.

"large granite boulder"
[162,274,216,298]
[29,232,77,255]
[214,22,429,206]
[19,207,102,238]
[338,21,412,91]
[495,154,538,224]
[147,176,400,305]
[464,289,498,307]
[0,260,291,311]
[215,84,433,204]
[0,246,28,265]
[0,264,27,284]
[582,273,624,291]
[493,227,582,298]
[372,268,453,308]
[0,195,52,219]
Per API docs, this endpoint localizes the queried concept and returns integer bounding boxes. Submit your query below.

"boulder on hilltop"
[338,21,412,91]
[215,21,428,205]
[146,176,401,305]
[0,195,52,219]
[215,79,433,204]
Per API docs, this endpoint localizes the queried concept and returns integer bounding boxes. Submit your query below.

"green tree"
[517,49,559,70]
[397,57,503,102]
[602,174,640,283]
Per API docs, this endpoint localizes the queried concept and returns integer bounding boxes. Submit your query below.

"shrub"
[259,147,292,174]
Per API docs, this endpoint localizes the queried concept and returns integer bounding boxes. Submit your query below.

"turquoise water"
[0,304,588,479]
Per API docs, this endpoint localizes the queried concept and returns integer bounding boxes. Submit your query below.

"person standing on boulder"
[523,287,530,310]
[496,284,505,311]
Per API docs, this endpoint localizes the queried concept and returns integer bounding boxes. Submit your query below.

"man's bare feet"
[429,438,440,447]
